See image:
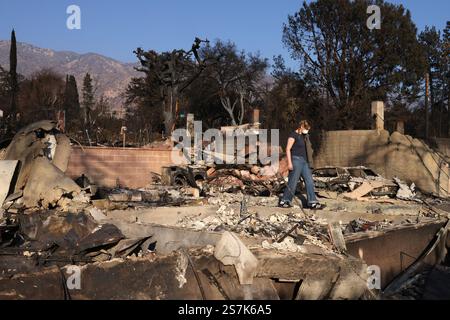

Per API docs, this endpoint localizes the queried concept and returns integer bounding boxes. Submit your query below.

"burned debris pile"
[1,120,449,300]
[161,161,427,206]
[1,211,152,277]
[1,120,91,213]
[0,122,373,300]
[205,165,287,196]
[177,194,331,252]
[312,166,420,201]
[0,121,154,282]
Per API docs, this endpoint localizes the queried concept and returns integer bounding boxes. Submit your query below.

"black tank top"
[289,131,307,160]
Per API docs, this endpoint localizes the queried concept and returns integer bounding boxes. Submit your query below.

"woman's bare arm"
[286,137,295,170]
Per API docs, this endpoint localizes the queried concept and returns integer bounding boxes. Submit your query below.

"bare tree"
[127,38,210,136]
[201,40,268,125]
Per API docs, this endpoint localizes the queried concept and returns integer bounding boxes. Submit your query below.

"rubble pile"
[1,120,92,214]
[261,237,306,253]
[0,210,153,277]
[163,161,424,206]
[206,161,288,196]
[312,166,415,200]
[344,218,394,233]
[206,192,279,207]
[0,121,156,280]
[177,194,332,252]
[104,186,194,206]
[1,120,449,300]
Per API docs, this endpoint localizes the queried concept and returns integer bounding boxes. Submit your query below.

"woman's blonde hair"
[298,120,311,130]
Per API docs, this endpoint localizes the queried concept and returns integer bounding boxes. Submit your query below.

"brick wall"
[66,146,177,188]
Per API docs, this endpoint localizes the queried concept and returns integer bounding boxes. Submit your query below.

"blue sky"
[0,0,448,68]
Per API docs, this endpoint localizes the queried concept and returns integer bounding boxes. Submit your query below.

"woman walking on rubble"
[279,120,325,210]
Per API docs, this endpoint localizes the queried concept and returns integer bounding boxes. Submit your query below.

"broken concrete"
[52,134,71,172]
[107,219,222,255]
[4,121,61,192]
[346,219,449,289]
[214,231,259,285]
[23,157,82,209]
[0,160,18,206]
[2,120,88,211]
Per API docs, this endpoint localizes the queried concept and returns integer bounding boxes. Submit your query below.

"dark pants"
[282,156,318,206]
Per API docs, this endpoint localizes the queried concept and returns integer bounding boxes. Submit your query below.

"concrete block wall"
[64,131,449,196]
[435,138,450,158]
[66,146,176,188]
[313,130,390,170]
[314,130,449,197]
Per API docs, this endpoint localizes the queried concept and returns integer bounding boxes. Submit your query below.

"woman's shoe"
[310,203,326,210]
[278,201,293,208]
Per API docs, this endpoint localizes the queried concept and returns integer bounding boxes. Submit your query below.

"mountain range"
[0,40,139,112]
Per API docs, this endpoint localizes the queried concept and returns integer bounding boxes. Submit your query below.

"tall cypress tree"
[419,27,442,137]
[9,29,18,127]
[81,73,95,127]
[64,74,81,131]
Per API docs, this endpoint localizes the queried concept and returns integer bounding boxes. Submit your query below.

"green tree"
[125,51,165,138]
[444,21,450,137]
[64,74,81,132]
[282,0,426,130]
[81,73,95,130]
[419,26,447,137]
[0,65,9,137]
[9,29,19,129]
[0,65,10,111]
[266,55,328,137]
